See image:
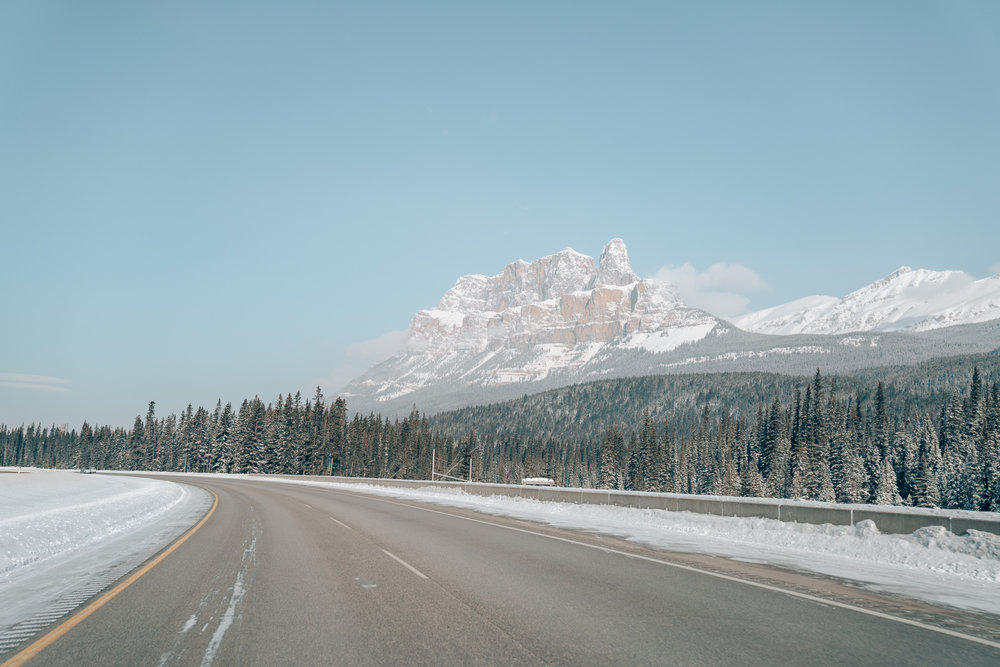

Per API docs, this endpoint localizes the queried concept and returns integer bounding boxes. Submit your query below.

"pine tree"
[161,414,178,471]
[892,422,918,502]
[940,386,983,509]
[764,433,791,498]
[967,367,984,425]
[657,419,676,492]
[599,428,623,490]
[454,434,473,481]
[187,406,210,472]
[874,457,902,506]
[127,416,144,470]
[213,402,235,472]
[248,397,269,473]
[981,382,1000,511]
[787,440,809,499]
[873,381,889,461]
[832,435,869,504]
[721,447,741,496]
[911,451,941,508]
[760,398,789,482]
[799,372,834,501]
[676,433,693,494]
[143,401,159,470]
[633,410,659,491]
[327,397,347,475]
[178,404,195,472]
[741,459,766,497]
[982,445,1000,511]
[853,398,879,503]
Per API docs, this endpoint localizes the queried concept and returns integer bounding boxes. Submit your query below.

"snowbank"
[0,468,211,646]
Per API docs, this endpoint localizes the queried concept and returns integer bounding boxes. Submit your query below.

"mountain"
[735,267,1000,335]
[409,238,720,363]
[343,243,1000,416]
[343,239,723,407]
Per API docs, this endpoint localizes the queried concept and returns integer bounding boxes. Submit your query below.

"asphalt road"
[13,476,1000,666]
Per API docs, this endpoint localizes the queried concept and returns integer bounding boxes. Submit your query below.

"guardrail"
[254,474,1000,537]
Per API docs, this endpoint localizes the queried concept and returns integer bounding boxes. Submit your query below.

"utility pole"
[431,448,435,481]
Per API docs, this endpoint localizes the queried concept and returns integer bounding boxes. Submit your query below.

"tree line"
[2,369,997,511]
[428,351,1000,444]
[0,389,554,484]
[597,369,999,511]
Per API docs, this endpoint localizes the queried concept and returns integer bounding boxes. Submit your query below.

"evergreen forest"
[2,356,999,512]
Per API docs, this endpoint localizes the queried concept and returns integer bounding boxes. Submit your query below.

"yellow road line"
[2,488,219,667]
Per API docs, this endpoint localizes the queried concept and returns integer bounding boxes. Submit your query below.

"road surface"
[9,476,1000,666]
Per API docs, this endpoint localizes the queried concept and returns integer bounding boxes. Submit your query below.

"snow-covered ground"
[246,477,1000,615]
[0,468,211,652]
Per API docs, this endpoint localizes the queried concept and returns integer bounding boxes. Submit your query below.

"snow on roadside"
[252,478,1000,615]
[0,468,211,639]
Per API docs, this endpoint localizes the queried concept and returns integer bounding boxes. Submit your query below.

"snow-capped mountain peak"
[344,239,720,408]
[594,237,637,287]
[341,243,1000,416]
[437,243,614,313]
[736,266,1000,335]
[883,266,913,281]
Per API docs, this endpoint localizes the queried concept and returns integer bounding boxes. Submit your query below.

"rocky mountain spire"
[594,238,637,287]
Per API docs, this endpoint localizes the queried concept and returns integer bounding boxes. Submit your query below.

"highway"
[9,476,1000,666]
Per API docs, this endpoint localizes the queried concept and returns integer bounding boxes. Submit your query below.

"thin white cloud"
[346,329,411,361]
[654,262,768,318]
[317,330,410,394]
[990,263,1000,276]
[0,373,72,393]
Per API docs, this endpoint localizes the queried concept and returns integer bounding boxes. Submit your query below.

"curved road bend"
[15,476,1000,666]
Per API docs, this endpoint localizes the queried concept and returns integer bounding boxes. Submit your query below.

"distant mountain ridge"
[342,241,1000,416]
[735,267,1000,335]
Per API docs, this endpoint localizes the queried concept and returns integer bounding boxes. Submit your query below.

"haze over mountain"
[343,240,1000,416]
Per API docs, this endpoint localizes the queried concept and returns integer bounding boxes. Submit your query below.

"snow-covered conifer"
[874,457,902,506]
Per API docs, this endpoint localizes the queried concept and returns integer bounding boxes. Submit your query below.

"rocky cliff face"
[413,239,707,351]
[345,239,720,405]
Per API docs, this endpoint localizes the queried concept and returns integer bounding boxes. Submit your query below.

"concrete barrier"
[726,500,781,521]
[950,516,1000,536]
[608,492,675,511]
[673,496,726,516]
[851,509,949,535]
[252,473,1000,537]
[779,503,853,527]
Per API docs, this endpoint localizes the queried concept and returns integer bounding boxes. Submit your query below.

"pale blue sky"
[2,1,998,428]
